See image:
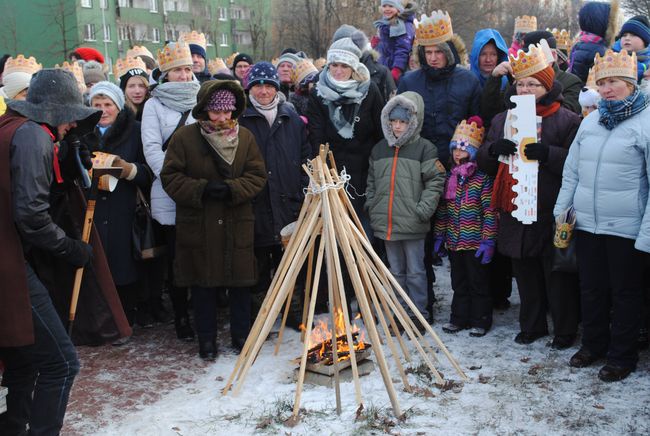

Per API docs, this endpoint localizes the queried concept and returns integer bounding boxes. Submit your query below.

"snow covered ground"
[64,259,650,435]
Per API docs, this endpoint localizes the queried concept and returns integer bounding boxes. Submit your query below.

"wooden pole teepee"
[222,145,467,417]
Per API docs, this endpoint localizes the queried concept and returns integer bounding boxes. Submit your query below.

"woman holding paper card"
[555,49,650,382]
[477,42,581,349]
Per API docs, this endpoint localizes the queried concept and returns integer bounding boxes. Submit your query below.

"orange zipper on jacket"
[386,147,399,241]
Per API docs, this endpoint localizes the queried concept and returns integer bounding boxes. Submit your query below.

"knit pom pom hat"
[206,88,237,112]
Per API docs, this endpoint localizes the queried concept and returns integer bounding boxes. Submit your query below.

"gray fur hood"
[380,91,424,148]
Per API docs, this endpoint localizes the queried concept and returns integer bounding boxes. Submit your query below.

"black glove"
[523,142,549,163]
[60,238,94,268]
[203,180,232,201]
[490,138,517,157]
[58,134,95,182]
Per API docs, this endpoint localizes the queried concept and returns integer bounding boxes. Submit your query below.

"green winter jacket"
[365,91,446,241]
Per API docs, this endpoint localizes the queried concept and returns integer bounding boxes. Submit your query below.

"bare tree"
[620,0,650,18]
[0,2,19,55]
[248,9,269,59]
[38,0,82,61]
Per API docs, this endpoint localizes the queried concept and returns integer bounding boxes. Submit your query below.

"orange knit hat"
[531,65,555,91]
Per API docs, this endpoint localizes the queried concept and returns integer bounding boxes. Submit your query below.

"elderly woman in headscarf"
[306,37,384,235]
[141,41,200,342]
[161,80,266,360]
[555,50,650,382]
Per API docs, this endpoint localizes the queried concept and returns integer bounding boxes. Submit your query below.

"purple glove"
[434,237,445,255]
[475,240,495,264]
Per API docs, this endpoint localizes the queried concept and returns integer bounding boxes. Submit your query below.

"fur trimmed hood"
[450,34,469,67]
[381,91,424,147]
[192,79,247,121]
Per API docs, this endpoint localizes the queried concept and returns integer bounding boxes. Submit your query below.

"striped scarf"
[598,88,649,130]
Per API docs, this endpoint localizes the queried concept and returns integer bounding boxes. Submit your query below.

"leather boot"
[199,338,218,360]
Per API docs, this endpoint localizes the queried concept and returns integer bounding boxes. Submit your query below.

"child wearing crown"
[366,91,445,329]
[434,116,497,337]
[373,0,416,83]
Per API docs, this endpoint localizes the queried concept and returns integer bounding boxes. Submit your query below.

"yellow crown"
[179,30,207,50]
[113,56,147,79]
[157,41,192,73]
[294,59,318,85]
[585,67,597,90]
[514,15,537,34]
[451,119,485,150]
[126,45,154,61]
[509,43,549,80]
[55,61,86,93]
[3,55,42,76]
[414,10,453,46]
[225,52,239,69]
[593,49,637,82]
[547,28,572,51]
[208,58,228,75]
[313,57,327,71]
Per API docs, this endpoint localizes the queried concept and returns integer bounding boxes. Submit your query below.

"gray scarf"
[249,93,280,127]
[151,81,200,112]
[316,65,371,139]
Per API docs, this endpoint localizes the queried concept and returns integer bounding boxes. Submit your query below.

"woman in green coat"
[161,79,267,360]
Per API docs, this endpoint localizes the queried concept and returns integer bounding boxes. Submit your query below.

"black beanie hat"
[232,53,253,70]
[523,30,557,49]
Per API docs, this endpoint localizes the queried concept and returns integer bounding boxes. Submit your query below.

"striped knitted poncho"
[434,167,497,251]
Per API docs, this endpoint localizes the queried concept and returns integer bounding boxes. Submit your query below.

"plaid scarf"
[598,87,649,130]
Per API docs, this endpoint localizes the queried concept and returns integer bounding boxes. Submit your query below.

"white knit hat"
[327,37,361,71]
[89,81,125,111]
[0,72,33,99]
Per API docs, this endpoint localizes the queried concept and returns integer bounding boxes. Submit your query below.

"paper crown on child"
[157,41,193,73]
[179,30,207,50]
[294,59,318,86]
[127,45,154,62]
[514,15,537,34]
[208,58,228,75]
[547,28,572,51]
[113,56,147,79]
[55,61,86,93]
[508,41,552,80]
[225,52,239,69]
[593,49,637,83]
[414,10,453,46]
[4,55,42,76]
[450,116,485,158]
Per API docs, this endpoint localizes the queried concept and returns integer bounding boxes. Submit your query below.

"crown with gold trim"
[414,10,453,46]
[157,41,192,73]
[225,52,239,69]
[514,15,537,34]
[113,56,147,79]
[208,58,228,75]
[55,61,86,93]
[508,43,550,80]
[547,28,572,51]
[593,49,637,82]
[294,59,318,86]
[127,45,155,62]
[313,57,326,71]
[3,55,42,76]
[585,67,597,90]
[451,118,485,150]
[179,30,207,50]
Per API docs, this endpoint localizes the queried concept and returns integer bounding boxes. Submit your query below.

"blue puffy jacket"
[376,12,416,73]
[554,107,650,253]
[397,66,481,166]
[469,28,509,89]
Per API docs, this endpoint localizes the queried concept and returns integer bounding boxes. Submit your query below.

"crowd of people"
[1,0,649,434]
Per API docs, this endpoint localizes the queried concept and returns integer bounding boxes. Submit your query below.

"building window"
[233,31,251,45]
[118,0,134,7]
[218,7,227,21]
[220,33,228,47]
[118,25,132,41]
[230,7,248,20]
[205,33,212,46]
[99,0,108,9]
[84,23,96,41]
[150,0,158,12]
[81,0,92,7]
[103,24,111,42]
[151,28,160,43]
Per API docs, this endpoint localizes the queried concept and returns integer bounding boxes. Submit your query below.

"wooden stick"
[325,222,342,415]
[300,244,315,343]
[274,278,296,355]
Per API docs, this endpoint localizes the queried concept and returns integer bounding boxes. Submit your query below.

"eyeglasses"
[516,82,545,89]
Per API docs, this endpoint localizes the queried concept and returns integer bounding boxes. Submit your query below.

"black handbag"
[552,234,577,273]
[132,188,166,260]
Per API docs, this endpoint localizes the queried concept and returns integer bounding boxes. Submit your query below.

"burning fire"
[300,310,368,365]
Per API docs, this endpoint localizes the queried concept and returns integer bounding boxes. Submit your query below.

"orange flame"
[307,308,368,364]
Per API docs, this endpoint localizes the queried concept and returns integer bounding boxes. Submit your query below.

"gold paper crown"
[451,119,485,149]
[179,30,207,50]
[294,59,318,85]
[157,41,193,73]
[547,28,572,51]
[225,52,239,69]
[593,49,637,82]
[508,43,549,80]
[414,10,453,46]
[514,15,537,34]
[585,67,597,90]
[208,58,228,75]
[55,61,86,93]
[127,45,155,61]
[313,57,327,71]
[4,55,42,76]
[113,56,147,79]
